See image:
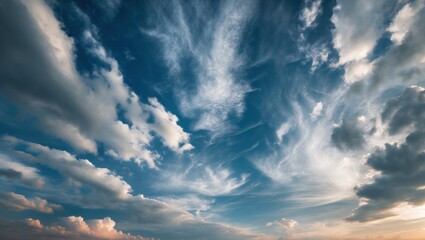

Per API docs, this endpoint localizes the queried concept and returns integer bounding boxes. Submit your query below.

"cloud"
[300,0,322,29]
[331,0,386,65]
[388,3,423,45]
[348,87,425,222]
[1,136,266,239]
[266,218,298,230]
[23,216,150,240]
[145,98,194,153]
[0,0,192,168]
[2,136,132,201]
[159,165,248,197]
[144,0,254,133]
[310,102,323,120]
[381,86,425,135]
[0,192,61,213]
[331,0,388,83]
[0,154,44,188]
[331,118,365,151]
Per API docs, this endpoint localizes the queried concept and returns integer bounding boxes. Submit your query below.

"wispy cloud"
[143,0,255,133]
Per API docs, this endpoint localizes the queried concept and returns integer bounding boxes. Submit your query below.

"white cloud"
[300,0,322,29]
[2,136,132,200]
[0,0,192,168]
[144,0,254,133]
[25,216,149,240]
[276,122,291,142]
[0,192,61,213]
[343,59,374,84]
[159,165,248,197]
[331,0,387,84]
[388,3,424,45]
[331,0,386,65]
[310,101,323,120]
[145,98,194,153]
[159,195,214,218]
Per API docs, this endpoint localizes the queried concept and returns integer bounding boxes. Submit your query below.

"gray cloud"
[331,118,365,151]
[382,86,425,135]
[0,192,61,213]
[348,87,425,222]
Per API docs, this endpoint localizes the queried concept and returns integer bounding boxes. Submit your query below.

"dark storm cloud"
[331,118,365,151]
[382,86,425,135]
[348,87,425,222]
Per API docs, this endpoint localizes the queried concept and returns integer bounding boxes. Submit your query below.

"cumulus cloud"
[23,216,150,240]
[331,0,386,65]
[348,87,425,222]
[0,0,192,168]
[0,192,61,213]
[145,98,194,153]
[300,0,322,29]
[331,0,387,83]
[144,0,254,133]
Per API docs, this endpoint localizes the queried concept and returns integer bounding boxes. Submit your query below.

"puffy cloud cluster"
[348,87,425,222]
[24,216,150,240]
[0,192,61,213]
[331,0,388,83]
[0,0,192,168]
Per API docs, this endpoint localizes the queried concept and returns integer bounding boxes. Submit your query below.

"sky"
[0,0,425,239]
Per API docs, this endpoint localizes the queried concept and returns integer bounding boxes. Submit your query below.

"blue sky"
[1,0,425,239]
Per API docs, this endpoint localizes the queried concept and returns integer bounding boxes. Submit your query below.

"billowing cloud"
[348,87,425,222]
[0,192,61,213]
[331,0,388,83]
[23,216,150,240]
[145,98,194,153]
[0,0,192,168]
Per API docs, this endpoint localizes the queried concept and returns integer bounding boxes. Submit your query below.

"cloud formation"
[0,192,61,213]
[144,0,254,133]
[0,0,192,168]
[23,216,149,240]
[348,87,425,222]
